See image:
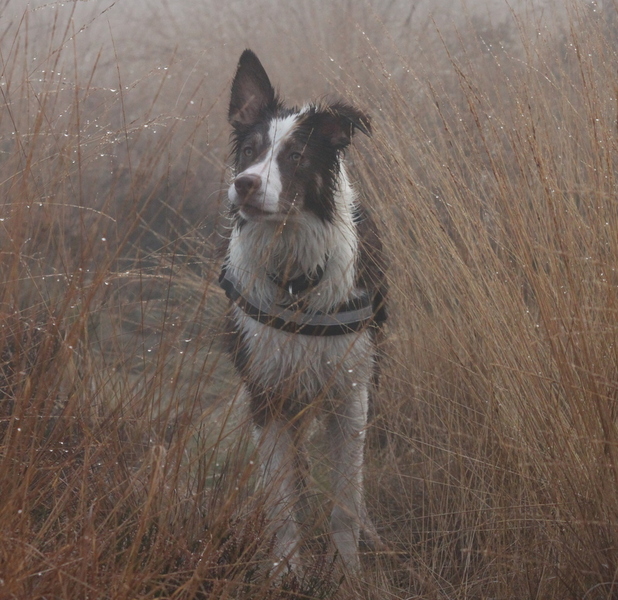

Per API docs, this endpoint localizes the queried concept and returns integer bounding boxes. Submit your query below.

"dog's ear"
[312,102,372,149]
[229,50,277,129]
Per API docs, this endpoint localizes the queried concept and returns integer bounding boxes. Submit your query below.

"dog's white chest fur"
[233,305,374,402]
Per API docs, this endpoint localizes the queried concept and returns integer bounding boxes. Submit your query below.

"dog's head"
[227,50,371,224]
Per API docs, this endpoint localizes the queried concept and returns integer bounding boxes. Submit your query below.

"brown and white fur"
[220,50,387,571]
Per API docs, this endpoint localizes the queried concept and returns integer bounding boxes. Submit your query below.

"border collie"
[219,49,387,571]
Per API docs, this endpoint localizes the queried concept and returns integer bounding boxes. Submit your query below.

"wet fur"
[221,49,386,570]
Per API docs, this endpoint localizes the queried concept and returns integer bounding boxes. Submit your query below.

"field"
[1,0,618,598]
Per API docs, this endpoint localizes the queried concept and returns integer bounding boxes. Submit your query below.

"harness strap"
[219,265,378,336]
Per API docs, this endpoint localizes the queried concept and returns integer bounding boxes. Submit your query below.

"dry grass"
[1,0,618,598]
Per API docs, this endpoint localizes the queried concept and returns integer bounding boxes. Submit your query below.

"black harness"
[218,264,381,336]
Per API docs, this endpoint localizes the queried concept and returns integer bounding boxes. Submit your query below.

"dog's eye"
[290,152,302,162]
[242,146,253,157]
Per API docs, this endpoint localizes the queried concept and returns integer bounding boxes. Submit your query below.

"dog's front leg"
[326,385,369,571]
[253,418,302,568]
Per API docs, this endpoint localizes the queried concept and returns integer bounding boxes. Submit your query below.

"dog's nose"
[234,174,261,200]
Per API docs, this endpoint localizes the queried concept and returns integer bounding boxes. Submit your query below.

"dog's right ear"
[229,50,276,129]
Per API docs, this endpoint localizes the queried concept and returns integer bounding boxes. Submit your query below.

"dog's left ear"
[229,50,277,130]
[314,102,371,149]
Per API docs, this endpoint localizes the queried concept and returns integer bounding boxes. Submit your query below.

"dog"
[219,49,387,571]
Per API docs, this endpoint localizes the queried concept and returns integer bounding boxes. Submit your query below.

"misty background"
[1,0,579,257]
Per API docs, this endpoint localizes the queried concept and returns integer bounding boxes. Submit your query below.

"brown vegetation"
[1,0,618,598]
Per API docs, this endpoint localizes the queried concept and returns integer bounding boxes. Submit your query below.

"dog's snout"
[234,174,261,200]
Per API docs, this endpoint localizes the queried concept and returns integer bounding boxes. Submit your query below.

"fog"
[0,0,580,247]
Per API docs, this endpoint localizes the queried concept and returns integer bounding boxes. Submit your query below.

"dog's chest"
[233,305,374,402]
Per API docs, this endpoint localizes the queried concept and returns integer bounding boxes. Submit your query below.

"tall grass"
[1,0,618,598]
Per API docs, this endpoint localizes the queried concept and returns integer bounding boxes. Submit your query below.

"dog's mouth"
[229,181,279,220]
[238,203,275,219]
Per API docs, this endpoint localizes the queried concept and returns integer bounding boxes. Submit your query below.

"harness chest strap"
[218,265,381,336]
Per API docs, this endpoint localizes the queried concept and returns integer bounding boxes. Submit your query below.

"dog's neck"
[268,261,326,297]
[226,170,359,312]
